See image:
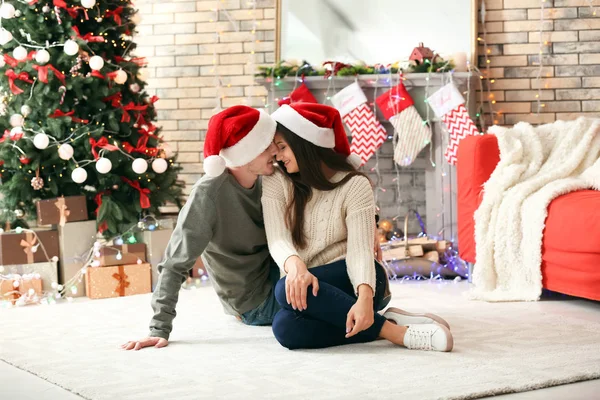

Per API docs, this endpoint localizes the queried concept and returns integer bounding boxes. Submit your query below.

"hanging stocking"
[427,82,479,165]
[376,82,432,166]
[278,83,317,106]
[331,82,387,166]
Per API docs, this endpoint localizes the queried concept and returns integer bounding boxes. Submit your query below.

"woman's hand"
[284,256,319,311]
[346,284,375,338]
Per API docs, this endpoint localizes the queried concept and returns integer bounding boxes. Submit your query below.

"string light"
[534,0,547,115]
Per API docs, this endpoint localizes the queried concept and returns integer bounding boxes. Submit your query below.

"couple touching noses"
[122,103,453,352]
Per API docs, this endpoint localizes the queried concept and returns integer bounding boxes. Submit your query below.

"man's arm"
[148,185,217,340]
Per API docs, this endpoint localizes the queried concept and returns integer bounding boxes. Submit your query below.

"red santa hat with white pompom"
[271,103,362,168]
[203,105,277,177]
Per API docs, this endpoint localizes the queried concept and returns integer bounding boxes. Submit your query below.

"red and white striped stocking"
[331,82,387,166]
[428,83,479,165]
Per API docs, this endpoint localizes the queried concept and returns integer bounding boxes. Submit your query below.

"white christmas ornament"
[95,157,112,174]
[89,55,104,71]
[0,3,16,19]
[131,12,141,25]
[42,5,50,12]
[35,49,50,65]
[10,126,23,136]
[13,46,28,61]
[33,133,50,150]
[0,29,13,45]
[20,105,32,117]
[64,40,79,56]
[152,158,168,174]
[10,113,24,127]
[129,83,140,93]
[113,69,128,84]
[81,0,96,8]
[132,158,148,174]
[58,143,74,160]
[137,68,148,82]
[71,167,88,184]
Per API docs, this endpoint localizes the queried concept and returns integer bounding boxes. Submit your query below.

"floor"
[1,281,599,400]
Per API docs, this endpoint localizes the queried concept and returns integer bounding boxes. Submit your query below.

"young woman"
[262,103,453,351]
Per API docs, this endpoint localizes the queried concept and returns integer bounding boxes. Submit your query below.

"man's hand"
[121,337,168,351]
[284,256,319,311]
[346,284,375,338]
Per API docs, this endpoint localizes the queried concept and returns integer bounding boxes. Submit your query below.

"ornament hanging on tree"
[70,57,83,76]
[427,82,479,165]
[64,40,79,56]
[129,83,140,93]
[19,156,31,165]
[331,82,387,166]
[13,46,28,61]
[137,68,148,82]
[20,105,32,117]
[71,167,87,183]
[58,143,74,160]
[31,170,44,190]
[113,70,128,84]
[10,114,24,127]
[33,133,50,149]
[81,0,96,8]
[132,158,148,174]
[0,3,16,19]
[42,5,50,13]
[35,49,51,64]
[10,127,23,140]
[152,158,168,174]
[0,28,13,45]
[95,158,112,174]
[89,55,104,71]
[376,82,432,166]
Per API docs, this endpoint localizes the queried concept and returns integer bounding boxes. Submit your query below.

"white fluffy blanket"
[469,117,600,301]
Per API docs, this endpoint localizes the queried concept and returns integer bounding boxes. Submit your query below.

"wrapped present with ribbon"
[0,229,60,265]
[1,261,58,292]
[85,263,151,299]
[141,227,173,291]
[36,195,88,226]
[0,274,43,305]
[58,220,97,298]
[93,243,147,267]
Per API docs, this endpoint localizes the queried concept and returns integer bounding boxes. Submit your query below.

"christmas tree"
[0,0,183,237]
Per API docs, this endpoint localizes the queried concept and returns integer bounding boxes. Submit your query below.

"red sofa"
[457,134,600,301]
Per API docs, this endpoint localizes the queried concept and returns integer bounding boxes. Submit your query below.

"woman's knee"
[274,277,288,306]
[272,310,300,350]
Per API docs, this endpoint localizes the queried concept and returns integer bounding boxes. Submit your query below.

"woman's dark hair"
[275,122,370,249]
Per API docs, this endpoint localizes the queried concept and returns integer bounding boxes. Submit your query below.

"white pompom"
[152,158,168,174]
[33,133,50,150]
[96,158,112,174]
[58,143,74,160]
[132,158,148,174]
[346,153,362,169]
[10,113,24,127]
[64,40,79,56]
[13,46,28,61]
[203,155,226,177]
[81,0,96,8]
[71,167,88,184]
[113,69,127,84]
[35,49,50,65]
[0,3,15,19]
[20,105,32,117]
[0,28,13,45]
[89,55,104,71]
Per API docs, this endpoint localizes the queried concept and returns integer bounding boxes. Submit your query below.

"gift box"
[36,196,88,226]
[142,228,173,291]
[1,274,43,305]
[0,229,60,265]
[93,243,146,267]
[58,220,98,297]
[1,261,58,292]
[85,263,151,299]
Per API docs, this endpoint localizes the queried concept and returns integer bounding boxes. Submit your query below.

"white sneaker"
[383,307,451,330]
[403,324,454,352]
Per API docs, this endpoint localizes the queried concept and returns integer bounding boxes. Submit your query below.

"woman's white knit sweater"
[261,170,376,294]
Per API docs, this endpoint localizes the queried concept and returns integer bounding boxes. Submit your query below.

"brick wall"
[136,0,275,198]
[479,0,599,126]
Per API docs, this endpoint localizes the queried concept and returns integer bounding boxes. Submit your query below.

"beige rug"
[1,281,600,400]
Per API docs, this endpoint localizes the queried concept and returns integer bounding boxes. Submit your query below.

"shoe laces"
[407,326,433,350]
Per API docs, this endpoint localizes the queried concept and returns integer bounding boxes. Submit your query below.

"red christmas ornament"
[19,156,31,164]
[10,130,23,141]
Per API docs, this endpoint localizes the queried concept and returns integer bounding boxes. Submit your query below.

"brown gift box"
[85,263,151,299]
[1,276,43,305]
[36,196,88,226]
[0,230,60,265]
[93,243,146,267]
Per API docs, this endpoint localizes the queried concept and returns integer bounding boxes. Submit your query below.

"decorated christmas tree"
[0,0,183,237]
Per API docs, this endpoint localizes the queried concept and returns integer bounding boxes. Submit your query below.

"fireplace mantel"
[258,73,476,243]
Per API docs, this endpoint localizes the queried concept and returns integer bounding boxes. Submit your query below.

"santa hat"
[203,105,276,177]
[271,103,361,168]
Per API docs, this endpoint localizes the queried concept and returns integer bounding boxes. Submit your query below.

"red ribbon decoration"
[3,54,19,68]
[104,92,123,107]
[148,95,159,105]
[112,266,130,297]
[91,70,105,79]
[98,221,108,234]
[49,109,90,124]
[106,7,123,25]
[121,177,151,209]
[322,61,352,78]
[115,56,147,66]
[0,130,9,144]
[53,0,79,18]
[71,26,105,43]
[123,136,159,157]
[89,137,119,160]
[5,70,33,95]
[33,64,66,86]
[120,102,148,123]
[28,0,38,4]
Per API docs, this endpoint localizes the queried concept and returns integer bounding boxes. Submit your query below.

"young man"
[123,105,280,350]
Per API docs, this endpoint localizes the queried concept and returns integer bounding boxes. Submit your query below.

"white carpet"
[1,281,600,400]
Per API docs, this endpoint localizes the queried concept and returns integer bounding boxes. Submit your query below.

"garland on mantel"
[256,59,455,79]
